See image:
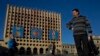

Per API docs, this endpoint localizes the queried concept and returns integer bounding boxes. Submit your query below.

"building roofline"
[7,4,61,14]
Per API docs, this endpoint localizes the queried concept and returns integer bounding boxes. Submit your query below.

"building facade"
[0,40,4,46]
[62,44,77,55]
[1,4,62,55]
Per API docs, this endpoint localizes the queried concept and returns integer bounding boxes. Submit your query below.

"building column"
[37,48,40,55]
[31,48,33,54]
[44,48,46,54]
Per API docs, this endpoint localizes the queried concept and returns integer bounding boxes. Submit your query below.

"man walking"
[7,34,17,56]
[66,9,93,56]
[52,42,56,56]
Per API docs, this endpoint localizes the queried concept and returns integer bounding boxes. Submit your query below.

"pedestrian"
[66,8,94,56]
[7,34,17,56]
[52,42,56,56]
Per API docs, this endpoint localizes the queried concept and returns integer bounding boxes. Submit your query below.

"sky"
[0,0,100,44]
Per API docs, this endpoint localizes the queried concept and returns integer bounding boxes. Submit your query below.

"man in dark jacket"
[7,34,18,56]
[66,9,94,56]
[52,42,56,56]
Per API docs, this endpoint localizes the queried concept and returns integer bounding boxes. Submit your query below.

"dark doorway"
[40,48,43,54]
[19,47,25,55]
[46,48,48,53]
[33,48,37,55]
[26,47,31,55]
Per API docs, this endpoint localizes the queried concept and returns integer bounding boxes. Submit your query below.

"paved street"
[14,53,78,56]
[16,54,72,56]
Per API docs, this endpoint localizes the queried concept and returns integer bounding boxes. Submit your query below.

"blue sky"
[0,0,100,44]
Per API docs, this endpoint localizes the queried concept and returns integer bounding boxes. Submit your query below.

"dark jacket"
[7,39,17,49]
